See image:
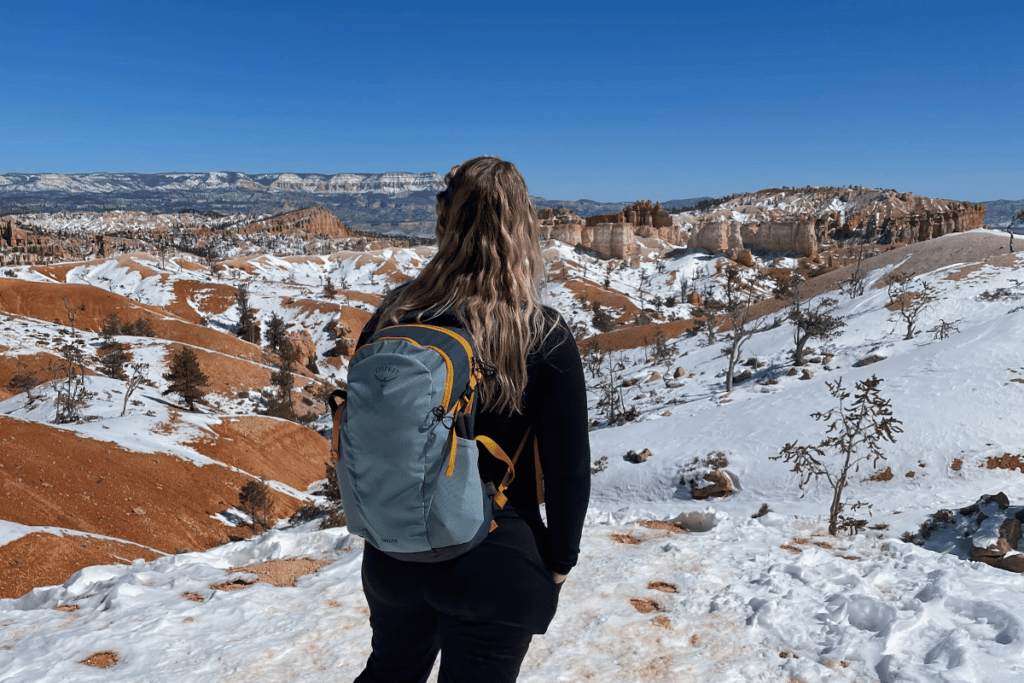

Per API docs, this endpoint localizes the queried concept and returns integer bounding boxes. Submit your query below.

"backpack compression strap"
[475,428,532,510]
[327,389,347,462]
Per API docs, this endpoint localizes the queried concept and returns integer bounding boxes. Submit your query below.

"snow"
[3,233,1024,681]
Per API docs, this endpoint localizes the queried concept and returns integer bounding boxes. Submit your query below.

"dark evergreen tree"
[236,282,261,344]
[261,337,296,419]
[162,346,210,411]
[265,312,287,355]
[323,278,336,300]
[100,312,122,341]
[100,343,129,380]
[238,478,275,533]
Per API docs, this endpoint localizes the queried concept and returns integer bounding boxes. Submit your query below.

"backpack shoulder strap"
[534,435,544,505]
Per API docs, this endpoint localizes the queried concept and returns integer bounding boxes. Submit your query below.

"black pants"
[354,514,562,683]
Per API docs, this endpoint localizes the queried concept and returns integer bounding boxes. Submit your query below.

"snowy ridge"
[0,171,445,197]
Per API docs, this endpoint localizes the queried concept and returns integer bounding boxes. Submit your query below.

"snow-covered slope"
[3,229,1024,681]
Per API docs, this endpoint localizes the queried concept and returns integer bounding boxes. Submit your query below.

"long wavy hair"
[374,156,547,414]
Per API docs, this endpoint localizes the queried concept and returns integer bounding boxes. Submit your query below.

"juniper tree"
[100,312,123,340]
[788,275,845,366]
[51,339,91,424]
[162,346,210,411]
[7,361,42,407]
[99,343,129,380]
[261,336,297,420]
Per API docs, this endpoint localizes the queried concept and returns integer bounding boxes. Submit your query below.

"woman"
[352,156,591,683]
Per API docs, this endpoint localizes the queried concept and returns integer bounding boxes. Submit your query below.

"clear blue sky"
[1,1,1020,201]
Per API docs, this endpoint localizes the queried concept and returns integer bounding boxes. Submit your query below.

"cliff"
[688,187,985,258]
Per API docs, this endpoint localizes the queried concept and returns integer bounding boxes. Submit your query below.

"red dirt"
[0,279,262,362]
[0,351,65,401]
[185,415,329,491]
[0,532,161,600]
[166,344,272,399]
[80,651,119,668]
[581,319,696,353]
[0,415,317,597]
[211,558,332,590]
[167,281,238,323]
[630,597,659,613]
[561,280,638,318]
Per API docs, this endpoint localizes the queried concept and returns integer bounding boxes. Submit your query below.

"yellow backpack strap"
[476,428,532,510]
[534,435,544,505]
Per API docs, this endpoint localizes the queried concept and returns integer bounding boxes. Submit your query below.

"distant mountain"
[0,171,447,236]
[0,172,703,238]
[978,199,1024,227]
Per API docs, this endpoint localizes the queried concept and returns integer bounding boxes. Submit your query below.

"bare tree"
[720,267,771,392]
[788,276,845,366]
[841,243,869,299]
[886,271,937,340]
[121,362,149,417]
[773,375,902,535]
[51,340,91,424]
[61,298,85,337]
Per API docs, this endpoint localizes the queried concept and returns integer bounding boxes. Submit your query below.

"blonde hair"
[375,156,547,414]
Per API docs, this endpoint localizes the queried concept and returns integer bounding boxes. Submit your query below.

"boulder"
[625,448,652,464]
[673,366,686,378]
[690,470,733,499]
[800,369,814,380]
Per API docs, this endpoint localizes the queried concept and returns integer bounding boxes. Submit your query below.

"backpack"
[327,314,537,562]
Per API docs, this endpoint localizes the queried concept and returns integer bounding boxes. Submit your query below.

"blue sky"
[1,1,1020,201]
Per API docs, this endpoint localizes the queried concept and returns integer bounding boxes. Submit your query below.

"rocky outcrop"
[688,187,985,259]
[915,493,1024,574]
[588,223,637,260]
[0,216,65,265]
[287,330,318,365]
[241,207,349,239]
[540,201,680,259]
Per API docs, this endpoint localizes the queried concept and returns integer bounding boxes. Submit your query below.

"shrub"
[238,478,275,533]
[772,375,902,535]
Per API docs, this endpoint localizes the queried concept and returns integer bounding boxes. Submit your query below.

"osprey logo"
[374,365,400,388]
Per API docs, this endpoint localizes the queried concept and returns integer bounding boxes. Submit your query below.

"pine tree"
[265,312,287,355]
[323,278,336,300]
[261,337,296,419]
[162,346,210,411]
[236,282,261,344]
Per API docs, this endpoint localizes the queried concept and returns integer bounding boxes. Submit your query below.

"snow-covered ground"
[3,233,1024,681]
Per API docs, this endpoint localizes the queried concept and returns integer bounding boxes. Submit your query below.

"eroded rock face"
[287,330,317,364]
[541,201,672,259]
[243,207,349,239]
[689,187,985,258]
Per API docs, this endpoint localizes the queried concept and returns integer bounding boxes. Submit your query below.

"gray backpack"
[328,317,521,562]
